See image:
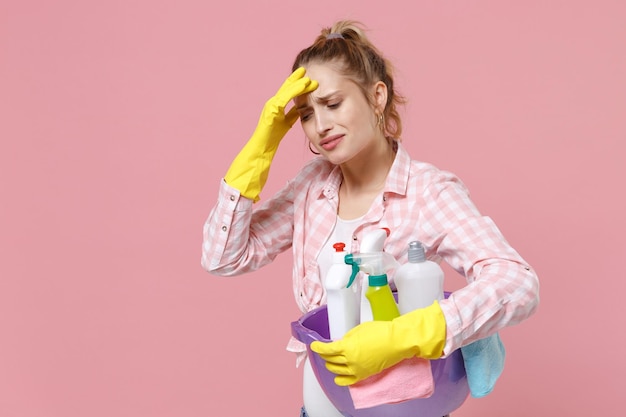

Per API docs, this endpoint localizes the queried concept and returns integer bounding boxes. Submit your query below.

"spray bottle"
[324,242,361,340]
[345,249,401,321]
[358,228,392,322]
[395,240,444,314]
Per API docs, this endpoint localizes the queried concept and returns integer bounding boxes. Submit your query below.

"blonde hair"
[292,20,406,140]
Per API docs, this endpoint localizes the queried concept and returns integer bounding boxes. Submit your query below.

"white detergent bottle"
[395,240,444,314]
[324,242,360,340]
[358,227,391,323]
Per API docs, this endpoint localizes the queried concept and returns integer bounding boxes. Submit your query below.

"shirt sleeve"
[201,178,295,276]
[419,171,540,355]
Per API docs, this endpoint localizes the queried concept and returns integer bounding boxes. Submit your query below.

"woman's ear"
[373,80,388,113]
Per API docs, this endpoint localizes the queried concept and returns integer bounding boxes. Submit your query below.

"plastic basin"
[290,294,469,417]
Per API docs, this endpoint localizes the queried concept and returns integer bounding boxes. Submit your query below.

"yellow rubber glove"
[311,301,446,386]
[224,67,318,202]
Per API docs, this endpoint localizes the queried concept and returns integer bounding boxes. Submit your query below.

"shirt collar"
[321,164,343,199]
[319,141,411,199]
[385,141,411,197]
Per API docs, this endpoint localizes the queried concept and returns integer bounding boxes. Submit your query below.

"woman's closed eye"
[300,111,313,122]
[299,100,341,122]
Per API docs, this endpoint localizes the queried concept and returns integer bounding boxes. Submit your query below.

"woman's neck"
[340,139,396,194]
[336,139,396,220]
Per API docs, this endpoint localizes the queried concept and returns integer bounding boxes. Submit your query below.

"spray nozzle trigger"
[344,251,400,289]
[344,254,359,288]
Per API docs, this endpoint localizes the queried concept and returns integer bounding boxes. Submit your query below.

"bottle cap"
[333,242,346,252]
[368,274,388,287]
[408,241,426,263]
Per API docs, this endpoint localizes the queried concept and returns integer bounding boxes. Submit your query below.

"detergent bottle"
[358,227,392,322]
[395,240,444,314]
[324,242,360,340]
[345,249,401,321]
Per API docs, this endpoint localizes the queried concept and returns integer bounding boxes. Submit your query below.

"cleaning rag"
[460,332,506,398]
[349,356,434,409]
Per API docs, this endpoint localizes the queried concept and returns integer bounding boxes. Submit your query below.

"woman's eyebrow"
[296,91,340,110]
[313,91,340,103]
[296,102,310,111]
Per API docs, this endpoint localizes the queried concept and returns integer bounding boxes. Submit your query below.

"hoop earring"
[377,112,385,131]
[308,141,320,155]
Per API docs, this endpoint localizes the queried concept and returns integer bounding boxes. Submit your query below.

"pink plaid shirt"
[202,143,539,358]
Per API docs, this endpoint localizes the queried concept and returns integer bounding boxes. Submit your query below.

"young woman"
[202,20,539,417]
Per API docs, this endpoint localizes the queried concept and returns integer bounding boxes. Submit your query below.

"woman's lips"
[320,134,344,151]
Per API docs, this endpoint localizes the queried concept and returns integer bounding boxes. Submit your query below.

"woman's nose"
[315,112,331,135]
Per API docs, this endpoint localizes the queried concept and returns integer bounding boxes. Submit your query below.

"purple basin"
[290,294,469,417]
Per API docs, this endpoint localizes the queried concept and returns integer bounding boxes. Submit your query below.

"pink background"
[1,1,624,416]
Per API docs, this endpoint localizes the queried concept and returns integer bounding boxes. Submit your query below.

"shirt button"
[221,226,228,232]
[352,235,357,241]
[383,195,387,201]
[230,195,235,201]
